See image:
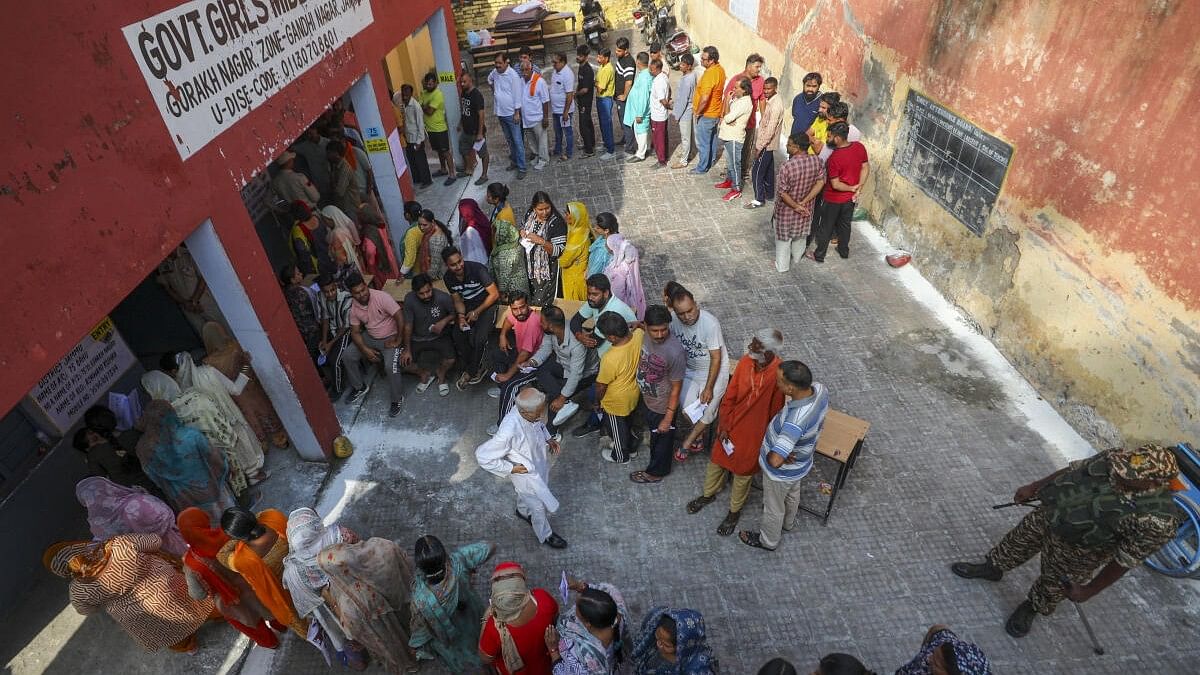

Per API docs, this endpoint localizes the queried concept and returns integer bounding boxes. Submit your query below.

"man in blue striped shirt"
[739,360,829,550]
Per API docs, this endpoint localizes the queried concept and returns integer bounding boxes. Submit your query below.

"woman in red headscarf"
[177,507,280,648]
[457,198,495,266]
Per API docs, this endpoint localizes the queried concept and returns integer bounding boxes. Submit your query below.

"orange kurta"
[711,356,786,475]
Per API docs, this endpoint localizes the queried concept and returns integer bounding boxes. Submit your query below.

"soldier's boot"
[1005,600,1038,638]
[950,559,1003,581]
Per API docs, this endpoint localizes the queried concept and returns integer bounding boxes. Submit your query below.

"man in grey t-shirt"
[632,305,687,483]
[670,53,698,168]
[401,274,457,395]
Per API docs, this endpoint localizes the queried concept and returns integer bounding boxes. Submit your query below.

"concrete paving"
[7,92,1200,675]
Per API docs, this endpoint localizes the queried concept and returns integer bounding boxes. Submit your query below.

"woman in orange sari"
[177,507,280,648]
[216,507,308,637]
[201,322,290,448]
[44,535,214,653]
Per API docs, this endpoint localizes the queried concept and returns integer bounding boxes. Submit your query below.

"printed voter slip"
[559,571,570,604]
[683,400,708,423]
[519,365,536,373]
[721,438,735,456]
[473,138,486,151]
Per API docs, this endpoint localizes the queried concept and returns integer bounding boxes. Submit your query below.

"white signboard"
[122,0,376,160]
[28,317,137,435]
[729,0,759,30]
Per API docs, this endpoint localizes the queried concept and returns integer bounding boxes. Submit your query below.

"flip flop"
[738,530,775,551]
[416,378,432,394]
[629,471,663,484]
[686,438,706,454]
[674,448,688,462]
[438,383,450,397]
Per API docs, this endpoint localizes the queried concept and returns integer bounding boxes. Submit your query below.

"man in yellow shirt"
[595,312,644,464]
[420,72,457,186]
[690,46,726,174]
[400,201,425,277]
[594,48,617,155]
[805,92,840,156]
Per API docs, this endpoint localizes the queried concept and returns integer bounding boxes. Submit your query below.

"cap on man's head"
[1110,444,1179,483]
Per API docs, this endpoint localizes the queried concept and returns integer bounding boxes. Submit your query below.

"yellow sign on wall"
[438,71,456,84]
[364,138,390,153]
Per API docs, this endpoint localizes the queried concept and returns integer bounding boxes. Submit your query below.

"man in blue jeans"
[689,46,726,174]
[595,48,617,155]
[487,52,528,179]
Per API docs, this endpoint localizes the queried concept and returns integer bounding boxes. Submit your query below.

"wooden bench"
[798,409,870,525]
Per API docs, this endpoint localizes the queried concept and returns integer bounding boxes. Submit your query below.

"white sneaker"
[552,401,580,427]
[487,387,501,399]
[600,448,629,464]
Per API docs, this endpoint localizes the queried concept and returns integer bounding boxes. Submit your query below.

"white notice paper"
[683,400,708,424]
[122,0,375,159]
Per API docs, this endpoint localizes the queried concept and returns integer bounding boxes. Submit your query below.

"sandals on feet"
[686,494,716,514]
[738,530,775,550]
[686,438,706,454]
[416,378,433,394]
[630,471,663,484]
[716,511,742,536]
[438,383,450,397]
[674,448,689,462]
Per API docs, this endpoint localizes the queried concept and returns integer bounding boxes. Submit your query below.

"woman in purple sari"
[602,233,646,320]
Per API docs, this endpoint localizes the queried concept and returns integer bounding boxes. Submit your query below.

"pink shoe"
[713,179,733,190]
[722,189,742,202]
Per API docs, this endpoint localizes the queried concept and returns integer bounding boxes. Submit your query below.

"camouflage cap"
[1110,444,1179,483]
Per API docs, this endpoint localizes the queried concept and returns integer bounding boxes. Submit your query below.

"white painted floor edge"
[855,221,1097,464]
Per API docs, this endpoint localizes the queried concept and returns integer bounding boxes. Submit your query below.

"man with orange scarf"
[177,507,280,648]
[216,507,309,638]
[519,60,551,171]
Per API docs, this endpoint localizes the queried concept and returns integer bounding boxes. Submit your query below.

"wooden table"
[799,410,871,525]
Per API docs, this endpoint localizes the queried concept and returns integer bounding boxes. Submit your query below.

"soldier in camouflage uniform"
[951,445,1183,637]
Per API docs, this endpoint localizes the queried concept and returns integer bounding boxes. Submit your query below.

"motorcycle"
[654,2,676,45]
[580,0,608,50]
[633,0,657,46]
[663,27,694,70]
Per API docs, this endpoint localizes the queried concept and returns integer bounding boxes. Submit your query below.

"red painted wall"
[0,0,456,446]
[731,0,1199,306]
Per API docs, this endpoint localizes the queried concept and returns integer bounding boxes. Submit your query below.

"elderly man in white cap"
[476,388,568,548]
[270,150,320,209]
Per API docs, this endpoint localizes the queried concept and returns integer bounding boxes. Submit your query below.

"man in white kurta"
[475,389,568,548]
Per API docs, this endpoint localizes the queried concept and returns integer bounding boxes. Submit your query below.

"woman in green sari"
[408,535,493,673]
[486,183,529,302]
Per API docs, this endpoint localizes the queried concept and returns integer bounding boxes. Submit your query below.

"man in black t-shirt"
[443,246,502,388]
[458,69,490,186]
[575,44,597,157]
[613,36,636,151]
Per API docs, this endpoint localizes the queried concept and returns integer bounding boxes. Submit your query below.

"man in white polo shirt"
[487,52,528,179]
[549,52,577,161]
[520,59,551,171]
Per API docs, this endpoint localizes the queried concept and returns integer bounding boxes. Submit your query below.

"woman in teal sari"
[408,535,494,672]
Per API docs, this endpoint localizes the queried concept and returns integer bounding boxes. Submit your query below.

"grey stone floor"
[264,116,1200,674]
[8,101,1199,675]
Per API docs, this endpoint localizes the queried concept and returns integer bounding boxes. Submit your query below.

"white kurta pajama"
[475,407,559,543]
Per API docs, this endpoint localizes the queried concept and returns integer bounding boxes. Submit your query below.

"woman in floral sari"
[175,351,269,486]
[520,191,568,307]
[201,322,289,448]
[487,182,529,301]
[409,535,493,673]
[631,607,718,674]
[76,476,187,556]
[559,202,592,301]
[134,400,235,520]
[319,537,418,673]
[141,369,249,497]
[546,578,631,674]
[281,507,368,668]
[416,209,454,280]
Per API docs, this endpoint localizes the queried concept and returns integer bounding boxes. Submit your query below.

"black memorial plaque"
[893,89,1013,235]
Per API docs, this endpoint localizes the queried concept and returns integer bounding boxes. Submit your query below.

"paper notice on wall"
[28,317,137,435]
[388,128,408,177]
[729,0,759,30]
[122,0,375,160]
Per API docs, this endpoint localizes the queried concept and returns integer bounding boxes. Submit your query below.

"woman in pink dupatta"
[456,199,494,266]
[75,476,188,557]
[602,233,646,319]
[358,204,401,288]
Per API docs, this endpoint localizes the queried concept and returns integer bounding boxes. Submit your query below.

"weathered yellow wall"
[680,0,1200,447]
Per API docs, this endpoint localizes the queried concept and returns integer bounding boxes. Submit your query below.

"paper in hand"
[683,400,708,423]
[722,438,735,456]
[559,571,570,604]
[473,138,485,151]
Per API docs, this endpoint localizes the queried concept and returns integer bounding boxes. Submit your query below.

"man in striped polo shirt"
[739,360,829,550]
